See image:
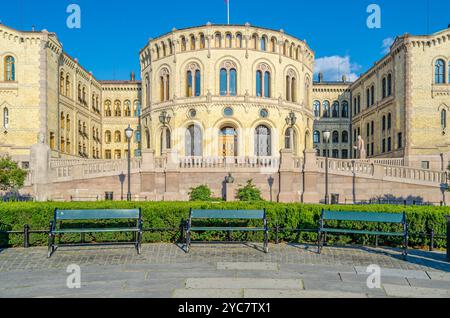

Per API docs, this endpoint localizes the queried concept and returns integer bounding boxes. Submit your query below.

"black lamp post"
[159,111,171,127]
[125,125,134,201]
[285,112,297,149]
[323,130,331,205]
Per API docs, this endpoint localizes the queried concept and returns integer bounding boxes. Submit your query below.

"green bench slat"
[53,228,139,234]
[55,209,140,220]
[190,210,265,220]
[190,227,266,232]
[322,228,404,236]
[323,211,404,223]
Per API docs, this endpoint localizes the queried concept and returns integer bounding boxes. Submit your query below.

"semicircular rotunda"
[139,24,315,159]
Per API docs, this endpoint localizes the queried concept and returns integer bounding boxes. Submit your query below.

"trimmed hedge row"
[0,201,448,248]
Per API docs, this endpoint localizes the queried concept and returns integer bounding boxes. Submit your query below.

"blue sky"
[2,0,449,81]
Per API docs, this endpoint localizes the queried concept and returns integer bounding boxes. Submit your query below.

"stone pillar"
[140,149,156,200]
[141,149,155,171]
[278,149,297,202]
[163,149,183,201]
[30,133,51,201]
[225,183,237,202]
[301,149,320,203]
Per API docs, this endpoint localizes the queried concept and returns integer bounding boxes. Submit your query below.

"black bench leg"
[403,235,408,260]
[317,231,322,254]
[136,232,142,255]
[186,231,191,253]
[47,234,54,258]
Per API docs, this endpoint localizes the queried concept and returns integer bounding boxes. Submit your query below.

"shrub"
[189,185,213,201]
[237,180,263,201]
[0,156,27,192]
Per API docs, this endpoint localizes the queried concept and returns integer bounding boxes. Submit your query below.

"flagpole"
[227,0,230,25]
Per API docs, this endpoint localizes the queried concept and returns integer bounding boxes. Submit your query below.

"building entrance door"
[219,127,238,157]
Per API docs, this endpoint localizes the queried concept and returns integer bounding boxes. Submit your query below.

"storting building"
[0,22,449,203]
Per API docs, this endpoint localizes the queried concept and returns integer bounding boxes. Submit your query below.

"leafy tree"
[189,185,213,201]
[237,179,263,202]
[0,156,27,192]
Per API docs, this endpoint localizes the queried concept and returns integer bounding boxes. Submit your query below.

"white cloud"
[381,37,394,54]
[314,55,361,82]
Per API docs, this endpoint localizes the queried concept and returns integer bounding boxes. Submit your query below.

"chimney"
[318,72,323,83]
[130,72,135,82]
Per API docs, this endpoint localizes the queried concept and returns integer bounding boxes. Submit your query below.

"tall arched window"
[270,37,277,53]
[382,77,387,98]
[332,131,339,144]
[105,131,112,144]
[159,68,170,102]
[441,109,447,130]
[66,74,71,97]
[382,115,386,131]
[104,100,112,117]
[124,100,131,117]
[366,88,370,108]
[387,73,392,96]
[114,131,121,143]
[286,70,297,102]
[199,33,206,49]
[162,42,167,56]
[4,56,15,81]
[236,33,242,48]
[371,85,375,105]
[185,125,202,156]
[225,33,232,48]
[313,131,320,144]
[190,35,196,50]
[387,113,392,130]
[332,101,339,118]
[313,101,321,117]
[60,71,65,95]
[435,59,445,84]
[341,101,349,118]
[3,107,9,129]
[251,34,258,50]
[284,128,296,152]
[114,100,122,117]
[260,36,267,51]
[342,131,349,143]
[219,61,237,96]
[145,75,150,107]
[322,101,330,118]
[256,63,271,98]
[180,37,187,52]
[186,63,201,97]
[255,125,271,156]
[215,33,222,48]
[145,129,151,149]
[160,127,171,155]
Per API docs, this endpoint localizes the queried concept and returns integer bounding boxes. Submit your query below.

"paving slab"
[406,278,450,290]
[217,262,279,271]
[172,289,243,298]
[339,273,410,286]
[354,267,429,279]
[426,271,450,282]
[383,284,450,298]
[243,289,368,298]
[186,278,304,290]
[303,279,387,297]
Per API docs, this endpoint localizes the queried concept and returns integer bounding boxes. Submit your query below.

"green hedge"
[0,201,448,248]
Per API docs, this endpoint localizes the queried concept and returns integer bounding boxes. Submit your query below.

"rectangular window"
[371,143,374,156]
[387,137,392,152]
[421,161,430,170]
[397,133,402,149]
[382,139,386,153]
[342,149,348,159]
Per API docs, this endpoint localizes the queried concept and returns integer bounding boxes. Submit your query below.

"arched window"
[342,131,349,143]
[160,127,171,155]
[168,39,173,55]
[225,33,232,48]
[286,70,297,102]
[382,77,387,98]
[255,125,271,156]
[78,83,82,102]
[441,109,447,130]
[105,131,112,144]
[283,41,289,56]
[162,42,167,56]
[284,128,296,151]
[313,101,321,117]
[145,75,150,107]
[60,71,65,95]
[304,75,311,106]
[382,115,386,131]
[366,88,370,108]
[236,33,242,48]
[4,56,15,81]
[256,63,271,98]
[387,73,392,96]
[124,100,131,117]
[219,126,238,156]
[387,113,392,130]
[185,125,202,157]
[186,63,201,97]
[145,129,151,149]
[215,33,222,48]
[219,61,237,96]
[371,85,375,105]
[313,131,320,144]
[190,35,196,50]
[82,86,86,103]
[159,68,170,102]
[332,101,339,118]
[270,37,277,53]
[114,131,121,143]
[332,131,339,144]
[260,36,267,51]
[114,100,122,117]
[66,74,71,97]
[251,34,258,50]
[180,37,187,52]
[357,95,361,113]
[3,107,9,129]
[66,115,70,132]
[323,101,330,118]
[104,100,112,117]
[60,112,65,129]
[341,101,349,118]
[199,33,206,49]
[435,59,445,84]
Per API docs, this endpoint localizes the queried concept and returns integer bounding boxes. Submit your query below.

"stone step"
[185,278,304,290]
[383,284,450,298]
[217,262,279,271]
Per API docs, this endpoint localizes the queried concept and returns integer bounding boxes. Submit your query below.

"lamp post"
[159,111,171,127]
[323,130,331,205]
[125,125,134,201]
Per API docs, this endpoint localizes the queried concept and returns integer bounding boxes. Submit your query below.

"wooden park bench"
[186,209,269,253]
[318,210,408,258]
[48,209,143,258]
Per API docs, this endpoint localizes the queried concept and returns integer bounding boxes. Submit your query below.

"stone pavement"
[0,243,449,298]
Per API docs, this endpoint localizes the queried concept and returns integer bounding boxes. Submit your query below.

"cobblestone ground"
[0,243,449,298]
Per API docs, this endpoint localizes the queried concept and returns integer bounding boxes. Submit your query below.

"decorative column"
[163,149,183,201]
[140,149,156,200]
[278,149,297,202]
[301,149,320,203]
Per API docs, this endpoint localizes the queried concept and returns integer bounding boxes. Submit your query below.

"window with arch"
[145,75,150,106]
[168,39,173,55]
[186,63,201,97]
[435,59,445,84]
[313,101,321,117]
[60,112,65,129]
[322,101,330,118]
[442,109,447,130]
[342,131,349,143]
[159,68,170,102]
[185,125,202,157]
[251,34,258,50]
[382,115,386,131]
[255,125,271,156]
[313,131,320,144]
[105,131,112,144]
[366,88,370,108]
[387,113,392,130]
[256,63,271,98]
[332,101,339,118]
[104,100,112,117]
[236,33,242,48]
[357,95,361,113]
[145,129,151,149]
[283,41,289,56]
[134,100,141,117]
[284,127,297,152]
[215,33,222,48]
[304,76,311,106]
[66,74,71,98]
[370,85,375,105]
[82,86,86,103]
[190,35,196,50]
[199,33,206,49]
[60,72,65,95]
[285,70,297,102]
[160,127,171,155]
[114,131,121,143]
[66,115,70,132]
[341,101,349,118]
[260,36,267,51]
[162,42,167,57]
[180,37,187,52]
[289,44,294,58]
[382,77,387,99]
[219,61,237,96]
[387,73,392,96]
[124,100,131,117]
[270,37,277,53]
[225,33,232,48]
[114,101,122,117]
[3,107,9,129]
[4,56,15,81]
[332,131,339,144]
[155,45,160,59]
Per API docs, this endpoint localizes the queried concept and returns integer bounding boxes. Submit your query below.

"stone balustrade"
[178,156,280,170]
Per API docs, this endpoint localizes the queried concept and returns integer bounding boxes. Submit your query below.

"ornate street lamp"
[285,112,297,127]
[323,130,331,205]
[125,125,134,201]
[159,111,171,127]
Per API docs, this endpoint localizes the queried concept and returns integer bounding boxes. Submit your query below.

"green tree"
[189,185,213,201]
[237,179,263,202]
[0,156,27,192]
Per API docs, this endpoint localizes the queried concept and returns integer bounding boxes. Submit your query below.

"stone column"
[225,183,237,202]
[140,149,156,200]
[301,149,320,203]
[278,149,297,202]
[163,149,183,201]
[30,133,51,201]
